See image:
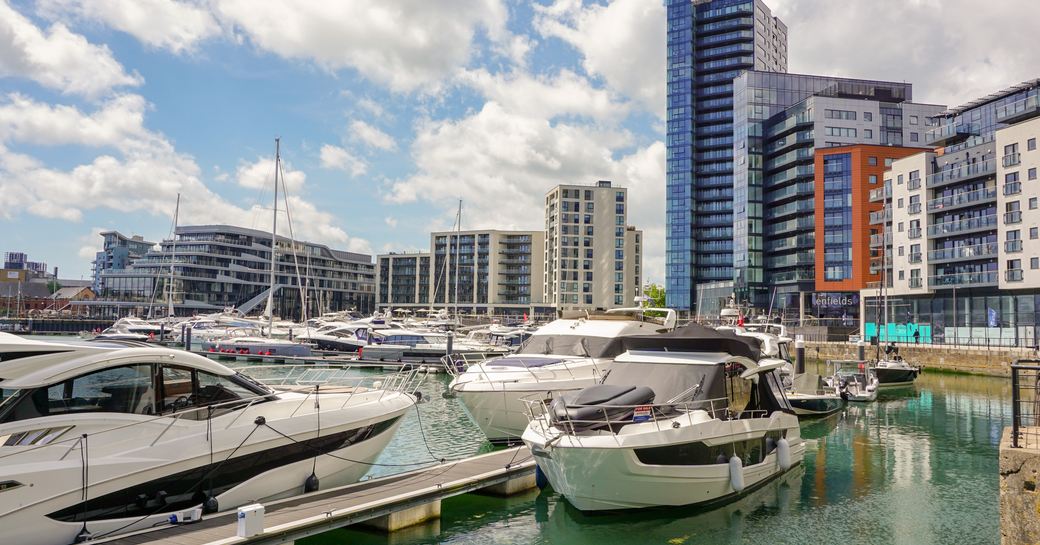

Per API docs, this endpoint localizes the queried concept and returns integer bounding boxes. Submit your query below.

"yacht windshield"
[602,362,726,405]
[0,388,20,411]
[517,335,622,358]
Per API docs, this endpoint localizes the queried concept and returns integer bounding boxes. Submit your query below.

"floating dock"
[100,447,536,545]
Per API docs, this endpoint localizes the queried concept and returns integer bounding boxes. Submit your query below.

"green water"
[303,370,1010,545]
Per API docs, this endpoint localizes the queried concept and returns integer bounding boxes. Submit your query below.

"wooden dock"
[99,447,535,545]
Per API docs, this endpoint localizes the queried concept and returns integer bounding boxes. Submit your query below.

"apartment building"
[864,79,1040,346]
[544,181,643,311]
[91,231,155,293]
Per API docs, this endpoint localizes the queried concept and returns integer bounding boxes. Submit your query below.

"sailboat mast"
[454,199,461,320]
[167,193,180,319]
[266,138,280,338]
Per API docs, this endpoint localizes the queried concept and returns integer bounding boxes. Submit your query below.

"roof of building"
[49,286,92,300]
[936,78,1040,117]
[1,282,51,299]
[175,224,372,263]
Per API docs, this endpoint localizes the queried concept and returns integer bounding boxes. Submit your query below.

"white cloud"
[37,0,221,54]
[350,120,397,151]
[0,0,141,98]
[534,0,665,116]
[387,101,665,281]
[0,94,369,253]
[319,144,367,177]
[214,0,509,93]
[384,216,398,228]
[77,227,106,260]
[768,0,1038,107]
[459,68,626,121]
[234,155,306,193]
[356,97,386,119]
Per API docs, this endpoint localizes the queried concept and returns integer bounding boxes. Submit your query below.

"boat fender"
[304,472,320,493]
[203,495,219,514]
[729,455,745,492]
[535,464,549,490]
[777,437,792,471]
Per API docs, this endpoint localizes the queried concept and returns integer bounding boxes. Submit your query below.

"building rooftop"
[936,78,1040,117]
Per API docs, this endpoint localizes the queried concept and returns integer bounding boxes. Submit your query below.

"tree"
[643,283,665,308]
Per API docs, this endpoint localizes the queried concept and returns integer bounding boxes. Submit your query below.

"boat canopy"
[619,324,761,360]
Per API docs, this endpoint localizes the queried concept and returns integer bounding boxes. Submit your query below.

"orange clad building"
[814,145,925,293]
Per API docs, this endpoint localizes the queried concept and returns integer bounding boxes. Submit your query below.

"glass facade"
[665,0,787,312]
[822,153,853,280]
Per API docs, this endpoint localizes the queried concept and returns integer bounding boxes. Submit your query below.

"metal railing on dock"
[1011,361,1040,448]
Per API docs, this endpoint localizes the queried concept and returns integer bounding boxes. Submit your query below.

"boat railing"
[236,364,426,401]
[1010,360,1040,449]
[521,394,766,447]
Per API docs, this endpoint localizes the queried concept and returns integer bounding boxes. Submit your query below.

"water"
[302,369,1011,545]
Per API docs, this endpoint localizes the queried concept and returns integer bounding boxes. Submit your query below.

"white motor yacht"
[828,360,879,402]
[447,308,677,445]
[359,328,510,365]
[202,327,313,357]
[521,324,804,511]
[0,333,418,545]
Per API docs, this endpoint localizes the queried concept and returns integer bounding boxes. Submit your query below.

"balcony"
[1006,210,1023,224]
[1007,269,1025,282]
[928,214,997,237]
[1004,182,1022,196]
[1006,240,1024,253]
[908,202,921,215]
[869,185,892,203]
[924,121,980,147]
[909,252,922,263]
[909,227,922,239]
[929,270,998,288]
[1003,152,1022,167]
[909,277,923,288]
[869,232,892,247]
[996,94,1040,124]
[869,208,891,225]
[908,178,922,191]
[926,159,995,189]
[927,187,997,212]
[928,242,998,263]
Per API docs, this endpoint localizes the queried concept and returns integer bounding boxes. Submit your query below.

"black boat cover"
[619,323,761,360]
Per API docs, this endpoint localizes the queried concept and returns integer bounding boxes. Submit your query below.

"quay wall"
[999,427,1040,545]
[805,341,1032,377]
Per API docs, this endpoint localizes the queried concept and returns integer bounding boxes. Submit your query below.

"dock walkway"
[101,447,535,545]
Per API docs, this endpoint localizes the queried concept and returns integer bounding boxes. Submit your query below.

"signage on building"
[810,292,860,324]
[5,271,18,279]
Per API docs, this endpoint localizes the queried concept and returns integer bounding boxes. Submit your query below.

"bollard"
[795,338,805,374]
[181,324,187,348]
[185,326,193,352]
[289,328,294,342]
[160,323,166,343]
[857,340,866,361]
[446,332,454,357]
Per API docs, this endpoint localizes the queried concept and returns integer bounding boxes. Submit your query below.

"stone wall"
[805,342,1035,377]
[999,427,1040,545]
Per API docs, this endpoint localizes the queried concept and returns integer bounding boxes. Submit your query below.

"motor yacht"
[521,324,803,511]
[0,333,418,545]
[784,373,845,417]
[447,308,677,445]
[359,328,510,365]
[201,327,313,357]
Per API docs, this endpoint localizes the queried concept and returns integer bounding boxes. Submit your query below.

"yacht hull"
[0,393,412,545]
[786,395,844,417]
[875,367,918,386]
[523,413,804,511]
[455,384,591,444]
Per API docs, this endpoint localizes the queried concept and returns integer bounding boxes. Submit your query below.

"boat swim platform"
[99,447,536,545]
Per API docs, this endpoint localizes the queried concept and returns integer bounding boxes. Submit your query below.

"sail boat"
[872,188,920,387]
[202,139,312,357]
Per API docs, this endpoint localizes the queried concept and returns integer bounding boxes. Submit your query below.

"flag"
[987,307,998,328]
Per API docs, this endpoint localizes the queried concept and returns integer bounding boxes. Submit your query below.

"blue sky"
[0,0,1035,284]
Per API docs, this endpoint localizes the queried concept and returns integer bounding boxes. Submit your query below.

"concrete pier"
[807,341,1029,376]
[1000,427,1040,545]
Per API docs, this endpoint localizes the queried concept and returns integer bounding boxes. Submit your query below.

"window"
[910,115,919,125]
[824,109,856,120]
[897,175,904,185]
[1029,138,1037,151]
[897,198,904,208]
[824,127,857,138]
[898,245,905,256]
[1,364,155,423]
[864,112,873,122]
[910,132,919,143]
[1033,257,1039,270]
[868,156,878,166]
[864,129,873,139]
[1031,198,1038,210]
[616,191,625,202]
[869,175,878,184]
[898,221,904,232]
[1029,168,1037,181]
[1007,172,1020,183]
[884,158,894,167]
[1032,227,1039,240]
[898,270,905,280]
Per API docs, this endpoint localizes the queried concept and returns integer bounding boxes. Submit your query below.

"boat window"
[778,343,792,363]
[0,364,155,424]
[196,371,254,407]
[725,363,752,415]
[160,366,195,413]
[517,335,621,358]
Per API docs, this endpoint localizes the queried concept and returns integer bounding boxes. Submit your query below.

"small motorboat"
[785,373,845,417]
[828,360,878,402]
[521,324,803,511]
[874,345,920,387]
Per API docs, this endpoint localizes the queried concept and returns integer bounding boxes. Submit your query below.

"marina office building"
[89,225,376,318]
[864,80,1040,346]
[376,229,551,316]
[377,180,643,316]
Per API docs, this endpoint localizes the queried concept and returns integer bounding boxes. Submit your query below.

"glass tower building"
[665,0,787,312]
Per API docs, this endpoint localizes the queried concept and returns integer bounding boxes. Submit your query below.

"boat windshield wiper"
[543,337,553,355]
[666,378,704,404]
[580,338,591,358]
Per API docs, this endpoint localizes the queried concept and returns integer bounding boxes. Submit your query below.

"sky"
[0,0,1036,283]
